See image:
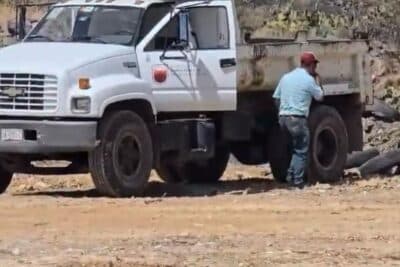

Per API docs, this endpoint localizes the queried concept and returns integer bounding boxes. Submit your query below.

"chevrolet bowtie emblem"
[1,87,26,98]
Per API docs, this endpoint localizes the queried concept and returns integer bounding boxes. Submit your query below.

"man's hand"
[315,73,322,86]
[274,98,280,110]
[315,73,324,92]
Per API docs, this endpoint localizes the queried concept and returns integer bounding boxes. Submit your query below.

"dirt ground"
[0,164,399,267]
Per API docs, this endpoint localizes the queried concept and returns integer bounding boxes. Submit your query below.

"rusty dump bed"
[237,34,373,104]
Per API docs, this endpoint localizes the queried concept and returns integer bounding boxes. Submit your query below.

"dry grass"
[0,2,45,35]
[0,4,14,33]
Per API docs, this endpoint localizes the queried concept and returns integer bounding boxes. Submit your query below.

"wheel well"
[102,99,157,168]
[318,94,363,152]
[103,99,155,123]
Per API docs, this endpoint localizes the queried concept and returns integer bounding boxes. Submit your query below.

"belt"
[280,114,306,118]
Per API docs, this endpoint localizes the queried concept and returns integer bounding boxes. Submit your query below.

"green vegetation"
[236,0,400,46]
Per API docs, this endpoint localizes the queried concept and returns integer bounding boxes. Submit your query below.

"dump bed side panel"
[238,40,373,104]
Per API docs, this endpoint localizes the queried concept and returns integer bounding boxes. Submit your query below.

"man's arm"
[273,79,282,109]
[310,74,324,101]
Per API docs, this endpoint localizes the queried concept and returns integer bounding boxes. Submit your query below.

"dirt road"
[0,164,399,266]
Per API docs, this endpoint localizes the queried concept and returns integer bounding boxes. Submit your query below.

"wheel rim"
[114,132,141,180]
[315,127,338,169]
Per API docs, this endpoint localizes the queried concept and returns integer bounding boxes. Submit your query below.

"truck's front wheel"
[89,111,153,197]
[0,167,13,194]
[157,145,230,183]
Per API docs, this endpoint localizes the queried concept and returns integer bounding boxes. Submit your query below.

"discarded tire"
[364,98,400,122]
[345,148,380,169]
[359,149,400,178]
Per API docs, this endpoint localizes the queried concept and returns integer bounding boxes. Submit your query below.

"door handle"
[220,58,236,68]
[123,62,137,68]
[160,54,187,60]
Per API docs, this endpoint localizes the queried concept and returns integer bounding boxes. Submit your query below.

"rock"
[11,248,20,256]
[356,179,380,188]
[314,183,332,190]
[33,181,49,190]
[365,120,374,134]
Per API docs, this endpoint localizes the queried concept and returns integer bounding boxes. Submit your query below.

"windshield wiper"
[73,36,108,44]
[26,34,54,41]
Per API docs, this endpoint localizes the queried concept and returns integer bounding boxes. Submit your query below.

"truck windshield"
[25,6,141,45]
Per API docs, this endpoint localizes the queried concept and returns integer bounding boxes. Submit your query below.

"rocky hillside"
[237,0,400,44]
[236,0,400,100]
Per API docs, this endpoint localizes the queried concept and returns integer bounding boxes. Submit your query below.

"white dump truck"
[0,0,372,197]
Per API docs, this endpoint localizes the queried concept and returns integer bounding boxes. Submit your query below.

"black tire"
[364,98,400,122]
[89,111,153,197]
[308,105,348,183]
[267,124,292,183]
[359,149,400,178]
[0,167,13,194]
[342,104,363,152]
[230,140,268,165]
[155,155,183,183]
[345,148,380,169]
[156,145,230,183]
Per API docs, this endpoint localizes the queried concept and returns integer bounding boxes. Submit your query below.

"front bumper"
[0,120,97,153]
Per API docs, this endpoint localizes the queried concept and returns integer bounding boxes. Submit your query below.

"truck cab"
[0,0,237,117]
[0,0,238,196]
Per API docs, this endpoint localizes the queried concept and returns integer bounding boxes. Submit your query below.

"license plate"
[1,129,23,141]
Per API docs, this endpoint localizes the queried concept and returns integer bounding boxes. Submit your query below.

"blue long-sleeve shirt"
[273,68,323,117]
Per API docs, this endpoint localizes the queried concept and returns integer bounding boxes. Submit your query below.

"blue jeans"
[279,116,309,185]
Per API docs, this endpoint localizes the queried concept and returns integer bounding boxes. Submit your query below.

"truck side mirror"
[160,10,190,60]
[177,10,189,48]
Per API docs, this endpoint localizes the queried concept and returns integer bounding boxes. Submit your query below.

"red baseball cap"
[300,52,319,65]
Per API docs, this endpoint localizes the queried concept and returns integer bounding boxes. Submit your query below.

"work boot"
[290,179,306,190]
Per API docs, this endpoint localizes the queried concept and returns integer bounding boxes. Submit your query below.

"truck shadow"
[15,177,288,198]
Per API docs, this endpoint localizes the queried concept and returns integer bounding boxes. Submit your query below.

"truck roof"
[56,0,174,9]
[56,0,232,8]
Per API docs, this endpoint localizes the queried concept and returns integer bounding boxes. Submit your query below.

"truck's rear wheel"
[268,105,348,184]
[308,105,348,183]
[157,145,230,183]
[0,167,13,194]
[89,111,153,197]
[267,124,291,183]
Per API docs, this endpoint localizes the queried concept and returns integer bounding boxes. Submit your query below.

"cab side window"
[188,7,229,49]
[137,3,170,45]
[145,15,179,51]
[144,6,229,51]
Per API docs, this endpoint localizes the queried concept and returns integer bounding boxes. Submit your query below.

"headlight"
[72,97,91,114]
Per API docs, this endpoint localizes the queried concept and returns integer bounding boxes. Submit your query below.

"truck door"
[136,1,237,113]
[185,3,237,111]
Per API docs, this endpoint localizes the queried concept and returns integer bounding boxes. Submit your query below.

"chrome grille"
[0,73,57,111]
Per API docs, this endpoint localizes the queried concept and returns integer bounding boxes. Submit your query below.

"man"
[272,51,324,188]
